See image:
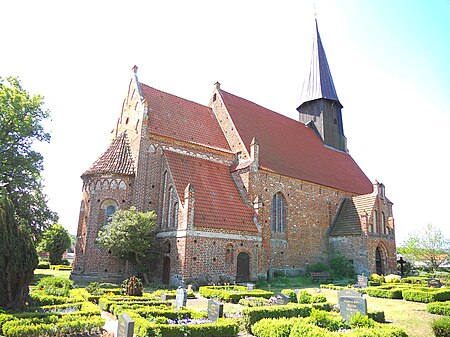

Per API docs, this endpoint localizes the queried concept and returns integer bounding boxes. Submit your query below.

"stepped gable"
[330,194,377,236]
[220,90,373,195]
[82,132,134,177]
[164,150,257,232]
[140,83,231,151]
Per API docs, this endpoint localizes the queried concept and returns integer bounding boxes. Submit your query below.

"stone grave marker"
[117,313,134,337]
[187,284,193,292]
[176,287,187,309]
[338,289,362,298]
[428,278,441,288]
[207,299,224,322]
[338,296,367,323]
[277,293,291,305]
[160,292,167,301]
[357,275,368,288]
[247,283,255,291]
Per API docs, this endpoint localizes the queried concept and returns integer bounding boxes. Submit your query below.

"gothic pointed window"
[167,187,173,227]
[172,202,179,228]
[373,210,378,234]
[161,171,168,228]
[271,192,286,233]
[381,211,387,235]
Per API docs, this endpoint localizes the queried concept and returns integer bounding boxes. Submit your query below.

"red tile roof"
[82,132,135,177]
[164,151,257,232]
[220,90,373,195]
[140,84,231,151]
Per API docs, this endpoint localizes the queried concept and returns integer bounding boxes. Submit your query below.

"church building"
[71,21,397,285]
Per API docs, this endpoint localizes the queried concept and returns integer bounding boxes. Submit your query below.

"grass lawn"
[33,268,71,285]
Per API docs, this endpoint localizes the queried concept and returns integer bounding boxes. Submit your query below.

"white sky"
[2,1,450,244]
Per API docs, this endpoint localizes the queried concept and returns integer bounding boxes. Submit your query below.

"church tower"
[297,20,347,152]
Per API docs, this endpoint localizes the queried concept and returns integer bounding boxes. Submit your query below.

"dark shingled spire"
[298,19,341,108]
[82,131,135,177]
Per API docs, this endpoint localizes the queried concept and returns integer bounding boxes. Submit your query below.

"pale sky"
[2,1,450,245]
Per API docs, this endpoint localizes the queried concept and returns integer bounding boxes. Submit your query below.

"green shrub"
[29,292,77,305]
[330,253,355,279]
[348,312,376,328]
[153,289,195,299]
[368,310,385,323]
[36,277,73,297]
[308,262,331,273]
[432,316,450,337]
[319,284,345,291]
[251,317,301,337]
[368,281,381,287]
[366,286,403,299]
[297,291,313,304]
[199,285,273,302]
[402,287,450,303]
[0,314,16,334]
[98,296,168,312]
[37,261,50,269]
[400,276,428,285]
[289,319,333,337]
[311,294,327,303]
[242,303,313,331]
[428,301,450,316]
[86,282,104,296]
[238,297,271,307]
[369,274,385,283]
[307,308,347,331]
[49,264,73,270]
[384,274,401,283]
[281,289,296,302]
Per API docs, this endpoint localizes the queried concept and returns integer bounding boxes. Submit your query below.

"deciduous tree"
[38,224,71,265]
[0,76,58,237]
[96,207,158,283]
[398,224,449,270]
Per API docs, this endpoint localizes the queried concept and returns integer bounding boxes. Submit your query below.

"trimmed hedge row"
[120,306,207,320]
[199,285,274,302]
[402,288,450,303]
[152,289,195,299]
[432,316,450,337]
[1,314,104,337]
[121,310,238,337]
[365,286,403,299]
[428,301,450,316]
[241,302,332,331]
[98,296,166,311]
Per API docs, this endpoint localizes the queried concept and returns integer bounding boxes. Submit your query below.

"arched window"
[167,187,173,227]
[100,199,118,227]
[161,171,168,228]
[172,202,179,228]
[373,210,378,233]
[381,212,387,235]
[271,192,286,233]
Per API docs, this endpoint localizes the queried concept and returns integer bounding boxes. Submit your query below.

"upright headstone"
[277,293,291,305]
[428,278,441,288]
[357,275,368,288]
[187,284,193,292]
[338,296,367,323]
[176,287,187,309]
[117,314,134,337]
[207,299,224,322]
[160,292,167,301]
[338,289,362,299]
[247,283,255,291]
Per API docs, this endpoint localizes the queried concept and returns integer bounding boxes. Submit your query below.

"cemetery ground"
[0,269,444,337]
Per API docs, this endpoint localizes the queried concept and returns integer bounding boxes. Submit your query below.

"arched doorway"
[162,257,171,284]
[236,252,250,282]
[375,247,384,275]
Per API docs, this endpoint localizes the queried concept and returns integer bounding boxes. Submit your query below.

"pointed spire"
[298,19,341,108]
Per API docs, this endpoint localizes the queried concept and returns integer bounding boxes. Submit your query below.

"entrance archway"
[162,256,171,284]
[236,252,250,282]
[375,247,384,275]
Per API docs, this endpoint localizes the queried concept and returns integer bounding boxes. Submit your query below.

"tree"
[96,207,158,283]
[0,76,58,238]
[398,224,449,270]
[38,224,71,265]
[0,187,38,308]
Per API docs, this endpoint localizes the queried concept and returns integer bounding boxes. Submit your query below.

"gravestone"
[338,296,367,323]
[277,293,291,305]
[428,278,441,288]
[117,313,134,337]
[176,287,187,309]
[160,292,167,301]
[207,299,224,322]
[357,275,368,288]
[338,289,362,299]
[247,283,255,291]
[187,284,193,292]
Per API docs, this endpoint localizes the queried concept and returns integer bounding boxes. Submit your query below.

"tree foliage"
[38,224,71,265]
[96,207,158,281]
[0,187,38,308]
[398,224,449,270]
[0,76,58,237]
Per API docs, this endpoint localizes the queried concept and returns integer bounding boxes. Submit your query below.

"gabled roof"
[220,90,373,195]
[82,132,135,177]
[140,83,231,151]
[164,151,257,232]
[298,20,341,108]
[329,194,376,236]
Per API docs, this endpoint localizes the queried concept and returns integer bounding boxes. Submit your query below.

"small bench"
[310,272,334,283]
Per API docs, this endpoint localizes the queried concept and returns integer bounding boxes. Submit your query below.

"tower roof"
[82,131,135,177]
[299,20,341,108]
